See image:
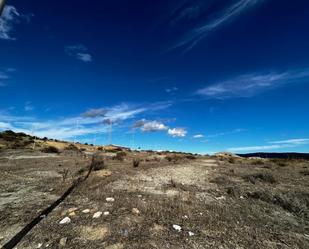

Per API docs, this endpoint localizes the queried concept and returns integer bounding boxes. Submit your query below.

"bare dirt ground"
[0,132,309,248]
[0,147,309,249]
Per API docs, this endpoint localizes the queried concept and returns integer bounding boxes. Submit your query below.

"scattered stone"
[188,231,195,237]
[37,243,43,248]
[215,196,226,200]
[104,211,110,216]
[183,215,188,219]
[59,237,67,247]
[82,209,90,214]
[172,224,182,232]
[80,226,109,241]
[59,217,71,224]
[68,207,78,213]
[93,211,103,219]
[132,208,140,215]
[96,169,112,177]
[69,211,76,217]
[106,197,115,202]
[137,195,142,198]
[105,243,124,249]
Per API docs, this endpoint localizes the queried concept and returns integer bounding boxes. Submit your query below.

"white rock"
[37,243,43,248]
[188,231,195,236]
[172,224,182,232]
[59,217,71,224]
[104,211,110,216]
[215,196,226,200]
[106,197,115,202]
[132,208,140,215]
[82,209,90,213]
[183,215,188,219]
[93,211,103,219]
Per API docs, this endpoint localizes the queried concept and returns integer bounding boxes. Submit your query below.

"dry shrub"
[250,159,265,165]
[65,144,79,151]
[41,146,59,153]
[247,190,309,218]
[243,172,276,184]
[115,151,127,161]
[226,186,242,198]
[271,158,288,167]
[211,176,230,185]
[91,153,106,171]
[166,154,183,163]
[133,158,140,168]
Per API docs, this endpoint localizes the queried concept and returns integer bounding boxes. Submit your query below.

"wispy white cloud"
[206,129,245,138]
[0,5,32,40]
[197,68,309,99]
[168,128,187,137]
[165,87,178,94]
[170,0,263,52]
[228,138,309,152]
[193,134,204,138]
[0,67,15,86]
[65,44,93,63]
[24,101,34,112]
[0,102,172,140]
[270,138,309,145]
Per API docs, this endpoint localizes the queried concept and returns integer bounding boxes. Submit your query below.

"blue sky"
[1,0,309,154]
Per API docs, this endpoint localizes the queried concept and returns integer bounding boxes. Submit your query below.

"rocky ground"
[0,131,309,248]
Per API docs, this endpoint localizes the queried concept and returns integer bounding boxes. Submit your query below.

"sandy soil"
[0,148,309,248]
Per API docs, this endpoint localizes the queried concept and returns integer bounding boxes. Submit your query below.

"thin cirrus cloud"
[197,68,309,99]
[169,0,263,52]
[0,102,172,140]
[228,138,309,152]
[193,134,204,138]
[0,5,33,40]
[0,68,15,86]
[65,44,93,63]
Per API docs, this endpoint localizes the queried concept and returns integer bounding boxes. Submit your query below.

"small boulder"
[93,211,103,219]
[59,217,71,225]
[82,209,90,214]
[59,237,67,247]
[106,197,115,202]
[188,231,195,237]
[172,224,182,232]
[132,208,140,215]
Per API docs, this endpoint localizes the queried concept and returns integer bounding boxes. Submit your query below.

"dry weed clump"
[115,151,127,161]
[243,172,276,184]
[133,158,140,167]
[91,153,106,171]
[41,146,59,153]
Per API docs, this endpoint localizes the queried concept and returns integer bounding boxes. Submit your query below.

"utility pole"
[0,0,5,16]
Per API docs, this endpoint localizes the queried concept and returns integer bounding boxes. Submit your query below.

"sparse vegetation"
[91,153,106,171]
[133,158,140,167]
[64,144,79,151]
[115,151,127,161]
[243,172,276,184]
[41,146,59,153]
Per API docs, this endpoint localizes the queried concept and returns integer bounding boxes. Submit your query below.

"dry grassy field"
[0,131,309,248]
